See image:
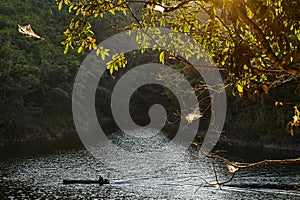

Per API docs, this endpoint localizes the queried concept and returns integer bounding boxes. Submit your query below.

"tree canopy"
[57,0,300,96]
[56,0,300,134]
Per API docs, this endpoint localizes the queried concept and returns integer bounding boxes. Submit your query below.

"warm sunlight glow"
[154,5,165,12]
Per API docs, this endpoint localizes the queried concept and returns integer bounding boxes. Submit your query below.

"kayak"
[63,176,109,185]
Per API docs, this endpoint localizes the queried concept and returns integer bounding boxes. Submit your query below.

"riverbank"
[1,127,300,156]
[0,129,74,147]
[0,118,76,147]
[0,117,113,147]
[218,131,300,152]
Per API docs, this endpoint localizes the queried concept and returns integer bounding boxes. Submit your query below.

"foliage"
[1,0,299,141]
[56,0,300,92]
[0,0,82,137]
[56,0,300,135]
[287,106,300,136]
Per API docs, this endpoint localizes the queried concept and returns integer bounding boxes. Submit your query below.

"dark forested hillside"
[225,81,300,149]
[0,0,83,143]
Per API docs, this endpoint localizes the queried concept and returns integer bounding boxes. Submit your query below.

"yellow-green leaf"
[236,83,243,93]
[64,45,69,54]
[109,9,115,15]
[78,45,84,53]
[222,48,229,54]
[159,51,165,64]
[58,0,63,11]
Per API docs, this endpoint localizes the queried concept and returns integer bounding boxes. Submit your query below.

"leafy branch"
[235,3,300,77]
[286,106,300,136]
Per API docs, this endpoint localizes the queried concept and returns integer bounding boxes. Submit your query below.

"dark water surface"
[0,130,300,199]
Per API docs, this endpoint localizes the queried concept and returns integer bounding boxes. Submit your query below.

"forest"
[0,0,300,151]
[0,0,84,143]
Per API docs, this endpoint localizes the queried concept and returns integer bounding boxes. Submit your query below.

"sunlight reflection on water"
[0,129,300,199]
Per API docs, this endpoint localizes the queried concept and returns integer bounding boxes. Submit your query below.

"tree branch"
[235,5,300,77]
[203,154,300,188]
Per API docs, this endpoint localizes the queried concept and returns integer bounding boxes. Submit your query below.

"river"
[0,129,300,199]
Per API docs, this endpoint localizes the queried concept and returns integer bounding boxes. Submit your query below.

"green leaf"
[109,9,115,15]
[159,51,165,64]
[297,33,300,41]
[222,48,229,54]
[58,0,63,11]
[78,45,84,53]
[64,45,69,54]
[236,84,243,93]
[96,48,110,60]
